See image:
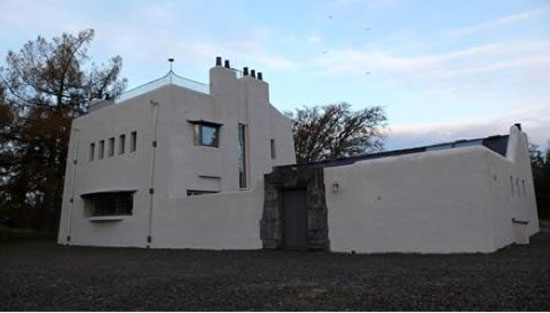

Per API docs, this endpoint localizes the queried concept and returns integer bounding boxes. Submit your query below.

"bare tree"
[286,103,386,164]
[0,29,126,231]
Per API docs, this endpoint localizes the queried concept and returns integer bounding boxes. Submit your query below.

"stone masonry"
[260,165,329,250]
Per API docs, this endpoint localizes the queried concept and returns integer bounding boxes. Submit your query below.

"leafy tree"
[0,29,126,231]
[286,103,386,163]
[530,143,550,220]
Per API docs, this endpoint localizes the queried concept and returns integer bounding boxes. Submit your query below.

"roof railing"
[90,71,210,111]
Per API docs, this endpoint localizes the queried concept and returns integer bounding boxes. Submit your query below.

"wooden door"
[282,189,308,250]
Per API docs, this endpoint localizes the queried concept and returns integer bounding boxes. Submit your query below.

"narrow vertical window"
[99,140,105,159]
[270,139,276,159]
[130,131,137,152]
[89,143,95,161]
[108,137,115,157]
[119,134,126,155]
[238,123,247,189]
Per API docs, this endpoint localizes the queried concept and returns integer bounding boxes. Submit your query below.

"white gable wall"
[324,126,539,253]
[483,127,539,250]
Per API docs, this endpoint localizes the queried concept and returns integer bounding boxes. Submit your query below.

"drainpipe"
[147,100,160,247]
[66,128,80,245]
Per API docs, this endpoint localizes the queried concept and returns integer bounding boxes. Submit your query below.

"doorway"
[282,189,308,250]
[261,165,329,251]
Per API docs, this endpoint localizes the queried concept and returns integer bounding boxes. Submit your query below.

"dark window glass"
[119,134,125,154]
[238,123,247,188]
[130,131,137,152]
[186,190,219,196]
[108,137,115,157]
[89,143,95,161]
[84,192,134,216]
[99,140,105,159]
[270,139,276,159]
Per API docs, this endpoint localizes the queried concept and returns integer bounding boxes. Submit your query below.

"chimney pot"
[251,69,256,78]
[257,72,263,80]
[243,67,249,76]
[514,123,522,130]
[224,60,230,68]
[216,56,222,66]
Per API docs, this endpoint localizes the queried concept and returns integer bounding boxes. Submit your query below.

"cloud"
[310,39,550,96]
[446,4,550,39]
[0,0,296,82]
[386,105,550,150]
[313,39,550,75]
[307,35,322,44]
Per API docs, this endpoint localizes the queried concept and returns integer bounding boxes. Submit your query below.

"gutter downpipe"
[66,128,79,244]
[147,100,160,247]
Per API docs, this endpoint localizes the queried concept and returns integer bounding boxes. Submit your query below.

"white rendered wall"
[324,127,539,253]
[325,147,494,253]
[58,65,296,249]
[57,86,165,247]
[151,180,264,250]
[483,127,539,250]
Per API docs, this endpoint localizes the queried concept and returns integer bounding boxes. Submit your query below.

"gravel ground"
[1,230,549,311]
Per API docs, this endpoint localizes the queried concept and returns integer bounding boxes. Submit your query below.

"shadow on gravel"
[0,229,549,311]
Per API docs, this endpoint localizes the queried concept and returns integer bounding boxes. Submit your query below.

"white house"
[58,58,539,253]
[57,58,296,249]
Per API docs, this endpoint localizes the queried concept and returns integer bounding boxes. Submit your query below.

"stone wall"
[260,165,329,250]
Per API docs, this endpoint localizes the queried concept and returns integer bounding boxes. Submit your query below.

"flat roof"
[279,134,509,169]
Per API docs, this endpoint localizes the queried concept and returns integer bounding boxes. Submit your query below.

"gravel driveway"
[1,230,549,311]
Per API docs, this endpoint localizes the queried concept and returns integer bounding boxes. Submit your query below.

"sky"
[1,0,549,150]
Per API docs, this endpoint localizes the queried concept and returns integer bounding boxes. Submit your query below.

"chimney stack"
[243,67,249,76]
[251,69,256,78]
[257,72,263,80]
[224,60,230,68]
[216,56,222,66]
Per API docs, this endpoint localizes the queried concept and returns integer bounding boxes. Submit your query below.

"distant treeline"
[530,144,550,220]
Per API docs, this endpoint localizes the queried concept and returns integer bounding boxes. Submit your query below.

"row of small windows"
[89,131,137,161]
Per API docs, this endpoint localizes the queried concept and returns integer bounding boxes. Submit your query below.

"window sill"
[88,215,129,222]
[193,144,219,149]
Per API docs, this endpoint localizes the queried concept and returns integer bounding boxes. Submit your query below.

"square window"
[193,124,219,147]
